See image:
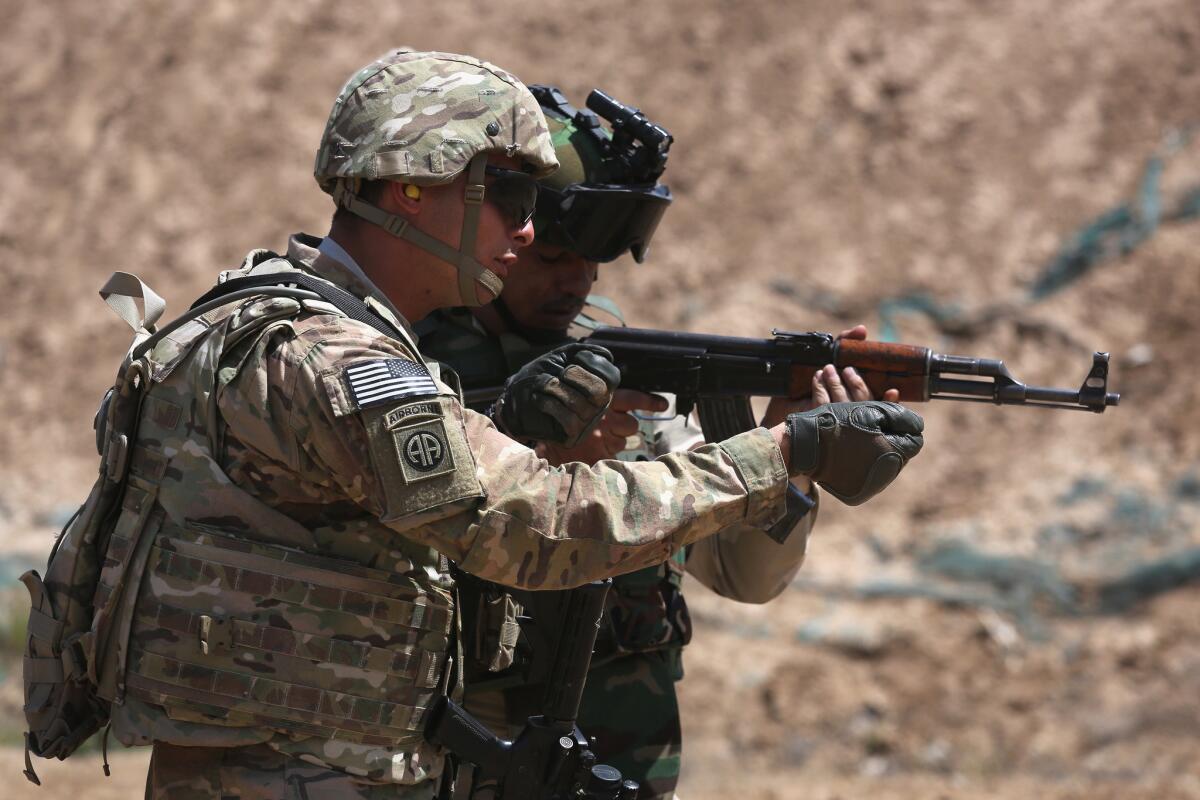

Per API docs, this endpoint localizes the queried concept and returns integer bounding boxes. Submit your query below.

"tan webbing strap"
[23,656,64,683]
[330,164,504,309]
[99,272,166,333]
[151,549,449,634]
[455,154,503,306]
[331,184,458,266]
[126,671,424,748]
[23,734,41,785]
[573,294,628,330]
[127,650,428,738]
[141,601,430,679]
[19,571,50,617]
[25,607,61,643]
[160,527,445,606]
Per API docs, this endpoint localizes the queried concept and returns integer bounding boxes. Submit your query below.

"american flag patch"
[345,358,438,408]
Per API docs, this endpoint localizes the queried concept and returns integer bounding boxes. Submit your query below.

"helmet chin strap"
[330,154,503,307]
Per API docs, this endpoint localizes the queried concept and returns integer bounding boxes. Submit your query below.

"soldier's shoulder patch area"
[384,402,455,484]
[344,358,438,409]
[362,395,485,523]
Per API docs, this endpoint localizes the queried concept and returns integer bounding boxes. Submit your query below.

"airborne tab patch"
[345,358,438,408]
[384,402,440,429]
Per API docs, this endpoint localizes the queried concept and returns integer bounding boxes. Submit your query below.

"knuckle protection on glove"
[537,377,577,407]
[573,343,613,361]
[558,364,611,406]
[880,402,924,434]
[825,451,904,506]
[570,349,621,389]
[848,403,886,432]
[887,432,924,461]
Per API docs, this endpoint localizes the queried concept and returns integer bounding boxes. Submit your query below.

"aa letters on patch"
[389,412,456,484]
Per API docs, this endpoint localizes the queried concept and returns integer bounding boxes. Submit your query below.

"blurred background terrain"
[2,1,1199,797]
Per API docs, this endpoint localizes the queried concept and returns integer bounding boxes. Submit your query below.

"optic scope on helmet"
[584,89,673,184]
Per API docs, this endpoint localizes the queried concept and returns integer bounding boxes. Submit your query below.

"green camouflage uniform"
[418,306,816,799]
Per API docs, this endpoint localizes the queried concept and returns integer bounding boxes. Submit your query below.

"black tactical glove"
[493,343,621,447]
[785,401,924,506]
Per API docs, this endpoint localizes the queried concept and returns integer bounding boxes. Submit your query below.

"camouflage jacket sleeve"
[443,412,788,588]
[640,406,817,603]
[685,484,818,603]
[218,314,790,590]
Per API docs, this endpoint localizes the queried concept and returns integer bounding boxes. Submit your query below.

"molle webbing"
[125,664,426,747]
[136,600,438,681]
[125,524,452,746]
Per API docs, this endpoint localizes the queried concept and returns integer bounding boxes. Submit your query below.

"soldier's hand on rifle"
[771,400,924,506]
[760,325,901,428]
[494,342,621,447]
[537,390,669,465]
[815,325,901,405]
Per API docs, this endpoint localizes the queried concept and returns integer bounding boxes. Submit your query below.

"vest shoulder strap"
[190,271,406,342]
[129,269,407,362]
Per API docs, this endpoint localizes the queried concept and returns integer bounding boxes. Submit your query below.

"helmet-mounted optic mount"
[529,85,674,185]
[528,85,674,263]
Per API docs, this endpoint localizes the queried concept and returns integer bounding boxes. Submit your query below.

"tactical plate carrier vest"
[24,263,455,782]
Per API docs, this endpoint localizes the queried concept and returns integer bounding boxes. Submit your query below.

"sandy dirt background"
[2,1,1200,797]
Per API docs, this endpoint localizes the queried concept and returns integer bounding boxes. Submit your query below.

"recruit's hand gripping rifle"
[425,581,639,800]
[463,326,1119,441]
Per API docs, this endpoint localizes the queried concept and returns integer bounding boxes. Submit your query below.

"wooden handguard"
[787,340,932,402]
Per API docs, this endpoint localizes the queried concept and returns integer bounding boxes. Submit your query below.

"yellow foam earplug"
[404,184,421,200]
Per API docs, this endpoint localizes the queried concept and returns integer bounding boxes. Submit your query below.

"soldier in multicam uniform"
[417,88,898,799]
[88,49,923,798]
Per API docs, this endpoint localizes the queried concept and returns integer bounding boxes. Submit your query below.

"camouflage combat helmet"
[315,48,558,306]
[528,85,673,263]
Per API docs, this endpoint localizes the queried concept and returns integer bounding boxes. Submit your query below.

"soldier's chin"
[535,304,584,330]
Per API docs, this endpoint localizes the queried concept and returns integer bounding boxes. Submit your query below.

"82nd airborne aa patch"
[385,402,456,483]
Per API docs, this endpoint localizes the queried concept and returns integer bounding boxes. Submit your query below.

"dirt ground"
[3,1,1200,797]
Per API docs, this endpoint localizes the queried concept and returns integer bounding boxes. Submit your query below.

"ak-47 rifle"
[462,326,1120,441]
[425,580,639,800]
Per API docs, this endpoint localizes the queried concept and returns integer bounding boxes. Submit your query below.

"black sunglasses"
[483,165,539,228]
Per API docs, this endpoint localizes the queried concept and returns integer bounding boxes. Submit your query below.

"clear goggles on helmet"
[483,165,539,228]
[535,183,672,263]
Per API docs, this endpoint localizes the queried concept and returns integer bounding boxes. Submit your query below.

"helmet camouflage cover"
[315,48,558,192]
[538,105,616,191]
[314,49,558,307]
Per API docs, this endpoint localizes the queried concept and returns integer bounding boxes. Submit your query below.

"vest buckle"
[198,615,232,655]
